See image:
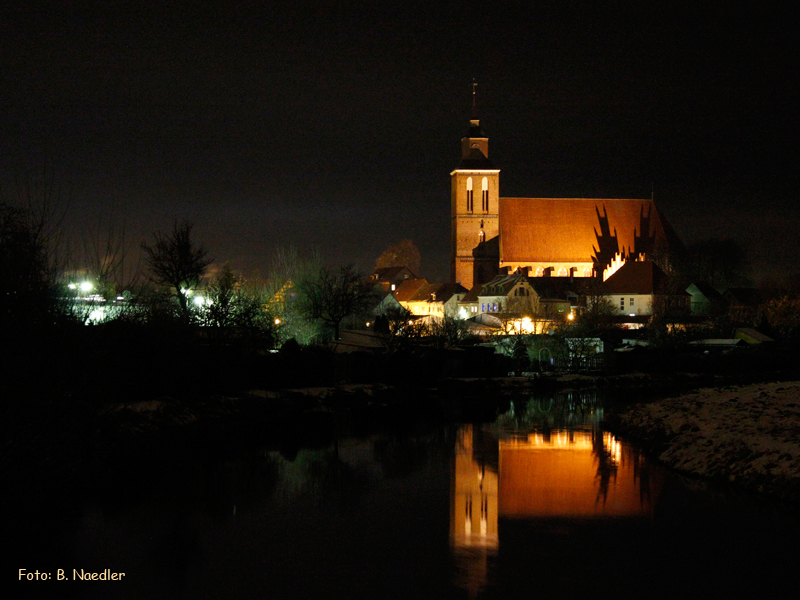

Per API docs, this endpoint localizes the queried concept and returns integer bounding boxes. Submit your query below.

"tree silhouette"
[142,220,211,317]
[374,239,421,275]
[297,264,376,341]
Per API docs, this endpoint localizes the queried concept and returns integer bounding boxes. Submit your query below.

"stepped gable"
[498,198,678,265]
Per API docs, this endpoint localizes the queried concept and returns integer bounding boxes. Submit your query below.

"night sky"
[2,3,796,284]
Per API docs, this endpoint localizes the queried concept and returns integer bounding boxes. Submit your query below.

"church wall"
[500,261,596,278]
[451,170,499,289]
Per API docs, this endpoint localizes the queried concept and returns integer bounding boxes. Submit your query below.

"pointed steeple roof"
[457,81,494,169]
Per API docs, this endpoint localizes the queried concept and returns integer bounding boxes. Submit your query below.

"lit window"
[558,267,568,276]
[466,177,474,213]
[479,230,485,243]
[481,177,489,212]
[481,303,485,312]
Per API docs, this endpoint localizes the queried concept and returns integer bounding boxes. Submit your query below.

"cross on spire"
[471,79,478,119]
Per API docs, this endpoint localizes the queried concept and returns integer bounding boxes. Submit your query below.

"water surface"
[13,390,800,598]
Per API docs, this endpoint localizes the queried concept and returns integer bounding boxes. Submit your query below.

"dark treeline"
[4,192,800,418]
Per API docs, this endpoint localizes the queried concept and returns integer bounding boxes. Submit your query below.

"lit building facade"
[450,106,681,291]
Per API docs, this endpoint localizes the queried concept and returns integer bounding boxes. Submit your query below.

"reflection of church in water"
[450,395,663,595]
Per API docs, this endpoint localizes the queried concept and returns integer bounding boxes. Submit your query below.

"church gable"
[498,198,676,270]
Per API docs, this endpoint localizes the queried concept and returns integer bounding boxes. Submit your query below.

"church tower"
[451,84,500,290]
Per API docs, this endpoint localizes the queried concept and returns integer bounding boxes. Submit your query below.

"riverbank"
[607,381,800,502]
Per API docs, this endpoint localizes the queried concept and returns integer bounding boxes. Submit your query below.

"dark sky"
[1,3,796,284]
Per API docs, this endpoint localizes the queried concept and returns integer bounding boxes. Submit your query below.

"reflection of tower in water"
[451,424,499,547]
[451,403,663,597]
[450,424,499,598]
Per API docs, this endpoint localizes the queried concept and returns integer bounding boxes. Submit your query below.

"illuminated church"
[450,99,681,291]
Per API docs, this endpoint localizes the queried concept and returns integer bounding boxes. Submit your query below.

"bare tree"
[265,246,324,345]
[80,212,142,299]
[297,264,378,341]
[141,220,211,317]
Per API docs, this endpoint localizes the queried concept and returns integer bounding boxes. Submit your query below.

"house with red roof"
[602,260,690,317]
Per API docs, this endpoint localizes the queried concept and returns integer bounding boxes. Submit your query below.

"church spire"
[461,80,489,162]
[471,79,478,120]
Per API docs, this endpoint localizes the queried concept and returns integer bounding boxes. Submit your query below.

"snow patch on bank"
[615,382,800,498]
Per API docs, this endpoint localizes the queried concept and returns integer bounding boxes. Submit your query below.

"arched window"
[481,177,489,212]
[479,230,485,243]
[583,268,592,277]
[466,178,474,213]
[558,267,568,277]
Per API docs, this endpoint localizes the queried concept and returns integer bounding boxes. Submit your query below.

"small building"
[686,282,723,315]
[404,282,468,320]
[733,327,774,345]
[376,278,467,322]
[602,260,690,317]
[369,266,418,293]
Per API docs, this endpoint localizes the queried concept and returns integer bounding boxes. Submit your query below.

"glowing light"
[193,295,206,307]
[79,281,93,293]
[567,313,574,321]
[85,306,106,325]
[68,283,77,290]
[274,318,281,325]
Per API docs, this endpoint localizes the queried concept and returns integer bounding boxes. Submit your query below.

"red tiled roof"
[408,283,440,302]
[460,283,484,303]
[602,260,686,295]
[499,198,679,264]
[392,278,429,302]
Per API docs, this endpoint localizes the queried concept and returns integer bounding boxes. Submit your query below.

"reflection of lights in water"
[502,431,623,465]
[504,431,594,450]
[453,423,660,598]
[603,431,622,463]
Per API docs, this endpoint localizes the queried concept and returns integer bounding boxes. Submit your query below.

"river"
[12,390,800,598]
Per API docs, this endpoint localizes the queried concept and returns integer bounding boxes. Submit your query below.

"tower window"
[466,177,474,213]
[479,230,485,243]
[481,177,489,212]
